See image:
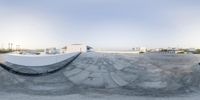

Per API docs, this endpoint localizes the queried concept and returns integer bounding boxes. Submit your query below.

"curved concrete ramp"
[3,52,79,66]
[0,53,81,77]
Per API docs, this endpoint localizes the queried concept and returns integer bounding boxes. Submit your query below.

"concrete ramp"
[3,52,79,66]
[0,53,81,77]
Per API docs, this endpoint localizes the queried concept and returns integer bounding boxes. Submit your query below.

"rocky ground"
[1,52,200,100]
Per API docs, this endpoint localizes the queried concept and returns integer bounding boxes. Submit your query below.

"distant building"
[159,48,186,54]
[132,47,147,53]
[188,48,196,52]
[61,44,93,53]
[45,47,59,54]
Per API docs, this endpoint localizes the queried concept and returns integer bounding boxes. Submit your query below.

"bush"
[194,49,200,54]
[139,51,145,54]
[0,49,12,53]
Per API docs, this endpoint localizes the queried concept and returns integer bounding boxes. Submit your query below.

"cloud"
[1,0,200,49]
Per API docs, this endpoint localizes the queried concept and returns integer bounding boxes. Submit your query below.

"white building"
[61,44,92,53]
[132,47,147,53]
[188,48,196,52]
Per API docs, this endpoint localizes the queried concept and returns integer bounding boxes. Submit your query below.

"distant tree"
[35,49,44,52]
[161,49,168,52]
[0,49,12,53]
[139,51,145,54]
[177,51,185,54]
[194,49,200,54]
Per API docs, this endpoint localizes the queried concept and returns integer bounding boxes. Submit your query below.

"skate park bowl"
[0,52,81,77]
[2,52,80,66]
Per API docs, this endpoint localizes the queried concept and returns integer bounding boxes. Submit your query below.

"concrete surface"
[0,52,200,100]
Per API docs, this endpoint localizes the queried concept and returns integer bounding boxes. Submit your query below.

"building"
[61,44,92,53]
[132,47,147,53]
[45,48,60,54]
[158,48,186,54]
[187,48,196,54]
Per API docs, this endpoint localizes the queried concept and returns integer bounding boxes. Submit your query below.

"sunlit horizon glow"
[1,0,200,49]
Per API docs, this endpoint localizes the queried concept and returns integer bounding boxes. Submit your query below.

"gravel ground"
[1,52,200,100]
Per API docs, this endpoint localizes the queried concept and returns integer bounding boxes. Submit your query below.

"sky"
[0,0,200,49]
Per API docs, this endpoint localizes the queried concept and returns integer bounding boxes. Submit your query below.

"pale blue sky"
[0,0,200,49]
